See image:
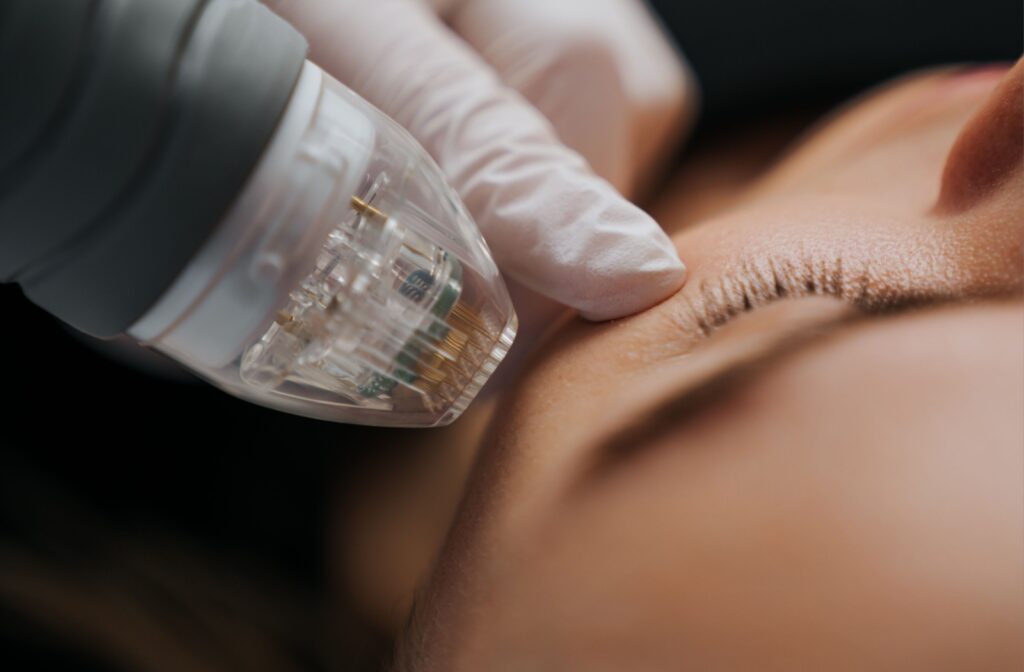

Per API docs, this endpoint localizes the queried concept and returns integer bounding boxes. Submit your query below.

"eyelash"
[684,253,906,338]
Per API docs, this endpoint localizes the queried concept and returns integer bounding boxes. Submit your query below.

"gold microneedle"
[351,195,388,221]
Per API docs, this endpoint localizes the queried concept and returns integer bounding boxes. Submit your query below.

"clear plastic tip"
[129,62,517,427]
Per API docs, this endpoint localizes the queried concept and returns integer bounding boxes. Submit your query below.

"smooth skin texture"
[385,61,1024,671]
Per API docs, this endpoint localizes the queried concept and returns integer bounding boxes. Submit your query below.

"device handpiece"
[0,0,517,427]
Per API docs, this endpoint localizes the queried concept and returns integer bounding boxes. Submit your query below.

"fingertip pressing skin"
[264,0,688,322]
[573,223,688,321]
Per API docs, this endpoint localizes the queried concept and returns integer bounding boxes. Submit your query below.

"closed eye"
[675,242,972,341]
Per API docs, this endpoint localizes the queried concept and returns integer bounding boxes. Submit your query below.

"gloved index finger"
[265,0,687,321]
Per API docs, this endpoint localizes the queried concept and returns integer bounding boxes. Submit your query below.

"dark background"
[2,1,1021,669]
[651,0,1023,131]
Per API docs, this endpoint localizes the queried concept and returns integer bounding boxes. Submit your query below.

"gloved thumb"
[266,0,686,321]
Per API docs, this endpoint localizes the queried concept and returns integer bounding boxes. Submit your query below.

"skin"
[343,62,1024,669]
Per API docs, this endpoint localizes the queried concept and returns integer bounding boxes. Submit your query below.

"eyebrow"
[583,294,1024,476]
[583,308,868,476]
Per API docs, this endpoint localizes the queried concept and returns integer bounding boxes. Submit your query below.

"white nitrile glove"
[438,0,697,198]
[265,0,694,327]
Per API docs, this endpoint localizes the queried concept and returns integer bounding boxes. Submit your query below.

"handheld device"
[0,0,517,427]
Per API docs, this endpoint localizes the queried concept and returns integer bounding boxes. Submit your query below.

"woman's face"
[393,62,1023,670]
[497,61,1022,449]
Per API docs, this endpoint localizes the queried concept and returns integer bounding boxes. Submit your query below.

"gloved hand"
[437,0,698,199]
[265,0,695,324]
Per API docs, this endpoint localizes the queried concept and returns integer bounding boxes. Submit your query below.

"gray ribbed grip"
[0,0,307,336]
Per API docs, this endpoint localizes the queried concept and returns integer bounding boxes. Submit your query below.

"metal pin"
[449,301,487,333]
[415,301,485,393]
[351,195,388,221]
[442,329,469,358]
[419,357,448,385]
[276,310,312,339]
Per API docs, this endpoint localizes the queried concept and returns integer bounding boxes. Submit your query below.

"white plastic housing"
[129,61,517,427]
